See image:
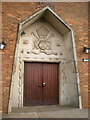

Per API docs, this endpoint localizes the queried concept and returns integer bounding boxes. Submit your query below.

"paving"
[2,105,88,118]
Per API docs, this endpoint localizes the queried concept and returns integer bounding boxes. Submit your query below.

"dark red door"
[43,63,59,105]
[24,62,59,106]
[24,63,43,106]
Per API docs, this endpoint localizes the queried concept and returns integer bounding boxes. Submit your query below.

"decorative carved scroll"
[28,50,58,55]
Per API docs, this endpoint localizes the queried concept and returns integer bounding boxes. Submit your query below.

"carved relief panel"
[16,19,76,108]
[21,19,64,59]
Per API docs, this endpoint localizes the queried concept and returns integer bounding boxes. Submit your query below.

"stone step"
[3,108,88,118]
[12,105,76,113]
[3,112,38,118]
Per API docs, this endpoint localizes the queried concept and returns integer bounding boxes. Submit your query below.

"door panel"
[24,62,59,106]
[43,63,59,105]
[24,63,42,106]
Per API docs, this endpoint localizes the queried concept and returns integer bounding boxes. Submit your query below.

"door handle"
[43,83,46,87]
[38,83,46,87]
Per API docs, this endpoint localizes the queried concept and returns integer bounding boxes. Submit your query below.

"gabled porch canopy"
[20,7,71,36]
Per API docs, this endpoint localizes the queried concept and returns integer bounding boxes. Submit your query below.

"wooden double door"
[24,62,59,106]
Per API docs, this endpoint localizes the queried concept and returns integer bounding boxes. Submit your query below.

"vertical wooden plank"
[24,62,59,106]
[24,63,42,106]
[43,63,59,105]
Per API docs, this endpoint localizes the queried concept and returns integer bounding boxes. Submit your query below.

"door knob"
[43,83,46,85]
[43,83,46,87]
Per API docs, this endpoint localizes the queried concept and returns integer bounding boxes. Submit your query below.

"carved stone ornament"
[57,44,61,47]
[31,26,56,55]
[61,63,67,82]
[22,39,29,44]
[60,52,63,55]
[21,49,24,54]
[28,50,57,55]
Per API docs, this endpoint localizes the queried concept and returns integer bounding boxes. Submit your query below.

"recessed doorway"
[24,62,59,106]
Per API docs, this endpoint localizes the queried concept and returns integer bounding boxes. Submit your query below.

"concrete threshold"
[2,105,88,118]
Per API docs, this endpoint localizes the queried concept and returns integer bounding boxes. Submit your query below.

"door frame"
[22,60,61,107]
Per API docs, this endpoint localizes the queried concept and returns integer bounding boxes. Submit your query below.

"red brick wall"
[54,2,88,109]
[0,1,2,115]
[88,2,90,109]
[2,2,88,113]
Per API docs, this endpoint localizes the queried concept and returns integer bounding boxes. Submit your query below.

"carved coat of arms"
[31,26,57,55]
